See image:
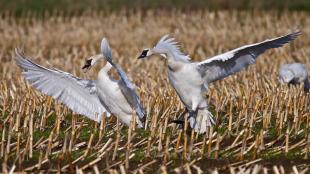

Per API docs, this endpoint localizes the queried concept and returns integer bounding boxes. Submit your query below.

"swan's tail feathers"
[189,108,215,133]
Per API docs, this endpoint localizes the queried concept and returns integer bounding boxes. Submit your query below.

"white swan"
[138,31,300,133]
[15,38,145,127]
[279,63,309,91]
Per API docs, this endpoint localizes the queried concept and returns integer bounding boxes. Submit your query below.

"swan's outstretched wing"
[100,39,146,122]
[15,48,110,122]
[197,31,300,83]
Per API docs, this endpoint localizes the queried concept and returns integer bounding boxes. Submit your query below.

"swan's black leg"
[172,108,198,131]
[171,108,189,129]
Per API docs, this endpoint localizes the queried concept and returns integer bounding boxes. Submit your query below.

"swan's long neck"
[102,62,113,72]
[153,48,186,71]
[94,55,113,81]
[90,54,113,73]
[154,48,176,60]
[153,44,190,61]
[166,53,184,71]
[97,62,114,84]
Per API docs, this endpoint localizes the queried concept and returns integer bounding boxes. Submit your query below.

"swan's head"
[137,35,172,60]
[82,37,114,72]
[138,34,189,61]
[82,54,105,72]
[137,35,171,60]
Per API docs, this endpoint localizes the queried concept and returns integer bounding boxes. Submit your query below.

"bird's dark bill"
[138,49,148,59]
[82,59,92,70]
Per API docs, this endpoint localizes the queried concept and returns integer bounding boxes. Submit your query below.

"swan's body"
[138,31,300,133]
[279,63,309,91]
[95,67,135,125]
[167,62,207,110]
[15,38,145,127]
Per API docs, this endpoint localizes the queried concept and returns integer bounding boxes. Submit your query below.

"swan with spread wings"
[15,38,145,127]
[138,31,300,133]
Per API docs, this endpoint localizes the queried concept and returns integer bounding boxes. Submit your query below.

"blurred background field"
[0,0,310,174]
[1,0,310,17]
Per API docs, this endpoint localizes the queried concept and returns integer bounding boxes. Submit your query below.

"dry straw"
[0,10,310,173]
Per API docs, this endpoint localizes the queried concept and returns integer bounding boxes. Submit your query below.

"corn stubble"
[0,10,310,173]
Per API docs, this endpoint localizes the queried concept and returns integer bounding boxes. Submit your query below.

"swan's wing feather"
[116,66,146,121]
[15,48,110,122]
[101,38,113,62]
[197,31,300,83]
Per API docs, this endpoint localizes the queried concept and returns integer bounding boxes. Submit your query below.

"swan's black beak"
[82,59,92,72]
[137,49,149,59]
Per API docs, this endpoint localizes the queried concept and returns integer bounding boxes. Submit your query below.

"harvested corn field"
[0,10,310,173]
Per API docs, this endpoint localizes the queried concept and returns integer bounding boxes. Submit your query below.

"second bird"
[138,31,300,133]
[278,63,309,91]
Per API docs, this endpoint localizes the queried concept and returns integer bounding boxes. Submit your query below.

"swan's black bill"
[138,49,148,59]
[82,59,92,70]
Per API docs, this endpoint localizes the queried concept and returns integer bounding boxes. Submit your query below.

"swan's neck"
[153,42,190,64]
[166,54,183,71]
[102,62,113,72]
[98,62,113,80]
